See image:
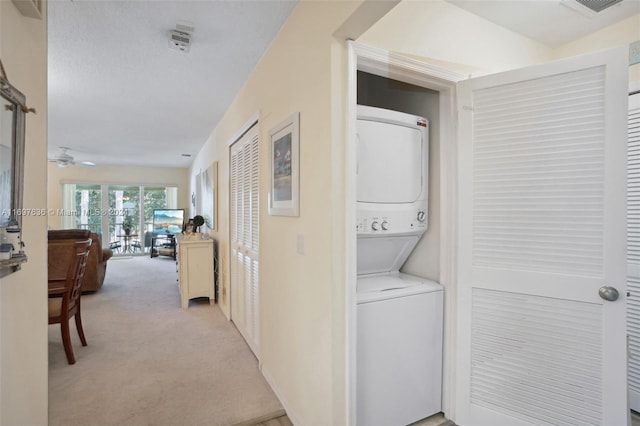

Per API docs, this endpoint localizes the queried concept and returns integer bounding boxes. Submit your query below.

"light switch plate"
[296,234,305,255]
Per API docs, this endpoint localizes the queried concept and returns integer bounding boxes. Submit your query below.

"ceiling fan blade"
[50,147,96,167]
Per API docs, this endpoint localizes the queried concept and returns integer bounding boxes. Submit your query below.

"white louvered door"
[628,93,640,412]
[456,47,628,426]
[230,124,260,358]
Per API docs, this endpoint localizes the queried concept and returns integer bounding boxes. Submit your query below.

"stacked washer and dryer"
[356,105,444,426]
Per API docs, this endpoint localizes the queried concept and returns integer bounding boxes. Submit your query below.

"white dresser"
[176,235,215,309]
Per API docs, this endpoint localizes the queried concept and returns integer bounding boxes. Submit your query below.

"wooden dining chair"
[48,238,92,364]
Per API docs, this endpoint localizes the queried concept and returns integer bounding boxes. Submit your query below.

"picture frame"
[194,171,202,219]
[183,218,194,234]
[201,161,217,230]
[268,112,300,216]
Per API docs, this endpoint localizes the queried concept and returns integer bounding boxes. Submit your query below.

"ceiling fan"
[48,147,96,168]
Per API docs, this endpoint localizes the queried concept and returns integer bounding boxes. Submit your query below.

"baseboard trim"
[261,366,301,426]
[229,409,287,426]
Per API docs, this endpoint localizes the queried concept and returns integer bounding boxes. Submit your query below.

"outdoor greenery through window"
[62,183,178,255]
[73,184,101,234]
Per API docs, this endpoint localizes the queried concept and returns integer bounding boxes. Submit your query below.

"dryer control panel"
[356,208,428,235]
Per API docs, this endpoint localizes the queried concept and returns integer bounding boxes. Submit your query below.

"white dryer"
[355,105,443,425]
[356,104,429,239]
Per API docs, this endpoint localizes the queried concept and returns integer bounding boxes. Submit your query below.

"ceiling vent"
[169,30,191,52]
[562,0,624,16]
[574,0,624,12]
[168,21,195,53]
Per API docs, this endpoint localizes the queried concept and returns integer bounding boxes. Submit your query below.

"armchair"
[48,229,114,292]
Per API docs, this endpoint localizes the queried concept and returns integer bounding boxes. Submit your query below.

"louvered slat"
[252,258,260,346]
[471,288,602,426]
[472,66,605,276]
[630,276,640,392]
[245,254,253,338]
[628,101,640,407]
[231,149,238,241]
[251,134,260,253]
[243,142,251,247]
[629,110,640,263]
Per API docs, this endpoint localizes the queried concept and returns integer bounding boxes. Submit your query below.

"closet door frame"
[228,114,261,360]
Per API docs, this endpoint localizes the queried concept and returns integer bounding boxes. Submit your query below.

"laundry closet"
[350,35,630,424]
[355,71,445,425]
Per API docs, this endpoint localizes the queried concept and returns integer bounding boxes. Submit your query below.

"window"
[61,183,178,255]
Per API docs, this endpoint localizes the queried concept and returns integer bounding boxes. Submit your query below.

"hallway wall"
[0,2,48,424]
[189,2,368,424]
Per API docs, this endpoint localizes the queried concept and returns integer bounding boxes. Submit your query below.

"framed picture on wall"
[268,112,300,217]
[201,161,217,230]
[194,171,202,219]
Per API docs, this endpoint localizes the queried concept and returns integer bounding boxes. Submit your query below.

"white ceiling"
[48,0,639,169]
[48,0,298,168]
[447,0,640,47]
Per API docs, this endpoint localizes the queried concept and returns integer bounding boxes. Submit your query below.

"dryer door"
[357,119,424,204]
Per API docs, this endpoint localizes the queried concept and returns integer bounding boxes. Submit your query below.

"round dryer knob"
[371,221,380,231]
[381,221,389,231]
[417,211,426,222]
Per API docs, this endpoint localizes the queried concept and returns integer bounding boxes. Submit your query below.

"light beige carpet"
[49,256,282,426]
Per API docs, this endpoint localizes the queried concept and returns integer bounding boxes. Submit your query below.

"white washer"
[356,273,443,426]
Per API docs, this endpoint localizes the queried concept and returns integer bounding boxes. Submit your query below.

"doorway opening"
[347,42,462,425]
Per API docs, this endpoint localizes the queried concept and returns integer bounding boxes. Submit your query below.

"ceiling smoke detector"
[168,21,195,53]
